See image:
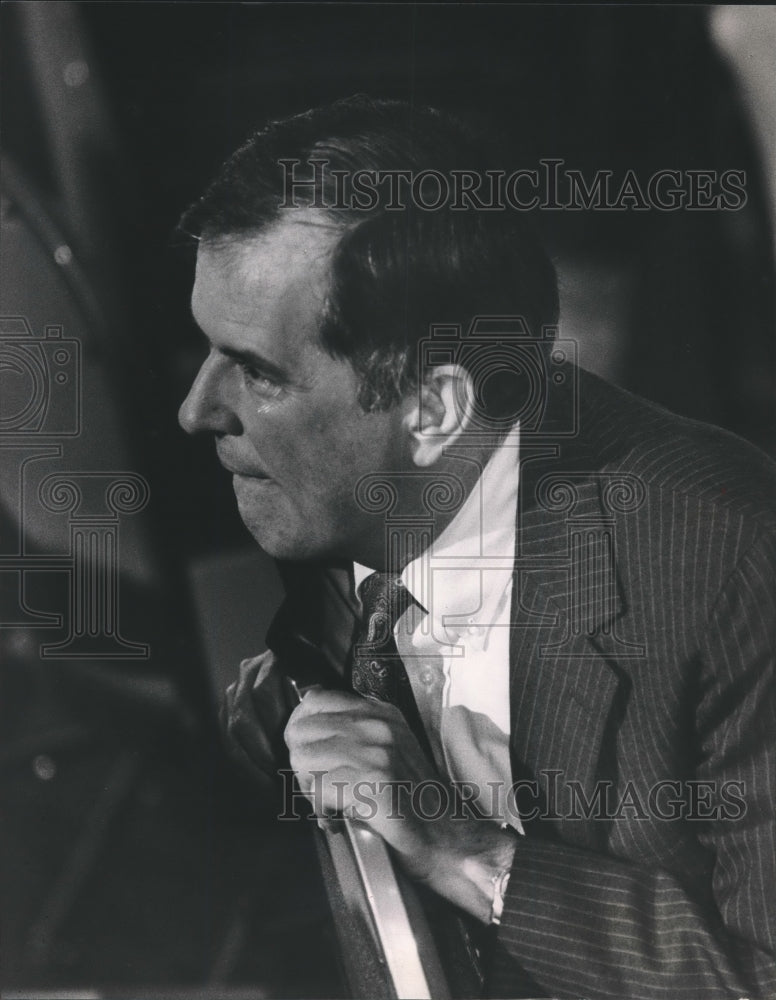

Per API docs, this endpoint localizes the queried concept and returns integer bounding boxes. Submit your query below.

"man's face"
[178,219,408,563]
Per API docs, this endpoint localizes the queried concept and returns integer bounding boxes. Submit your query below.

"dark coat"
[271,367,776,999]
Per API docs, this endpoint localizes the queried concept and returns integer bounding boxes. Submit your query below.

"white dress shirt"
[354,428,523,833]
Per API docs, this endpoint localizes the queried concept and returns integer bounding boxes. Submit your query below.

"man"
[178,97,776,997]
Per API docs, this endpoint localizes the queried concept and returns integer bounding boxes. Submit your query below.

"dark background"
[1,4,774,997]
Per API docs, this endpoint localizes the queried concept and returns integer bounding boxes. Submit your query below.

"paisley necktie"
[351,571,432,758]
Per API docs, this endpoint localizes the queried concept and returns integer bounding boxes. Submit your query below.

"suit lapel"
[508,394,629,840]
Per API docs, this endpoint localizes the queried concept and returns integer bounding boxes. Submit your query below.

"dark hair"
[180,95,559,414]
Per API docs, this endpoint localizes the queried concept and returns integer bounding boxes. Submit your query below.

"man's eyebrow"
[219,346,292,384]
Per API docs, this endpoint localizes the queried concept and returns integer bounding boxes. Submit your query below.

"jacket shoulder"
[577,367,776,531]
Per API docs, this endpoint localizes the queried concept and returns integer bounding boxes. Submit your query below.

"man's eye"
[240,363,283,395]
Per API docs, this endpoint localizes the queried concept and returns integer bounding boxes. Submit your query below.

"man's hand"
[285,688,517,924]
[222,651,292,794]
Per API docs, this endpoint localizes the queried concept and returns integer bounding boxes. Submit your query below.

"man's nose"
[178,354,242,436]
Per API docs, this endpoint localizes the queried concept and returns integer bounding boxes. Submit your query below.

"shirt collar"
[353,559,376,597]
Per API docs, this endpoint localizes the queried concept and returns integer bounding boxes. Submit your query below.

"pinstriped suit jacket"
[488,367,776,998]
[269,366,776,999]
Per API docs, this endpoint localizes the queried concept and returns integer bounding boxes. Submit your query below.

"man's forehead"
[191,214,342,335]
[196,214,340,292]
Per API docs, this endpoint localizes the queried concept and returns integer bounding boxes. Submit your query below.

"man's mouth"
[233,470,271,482]
[216,450,270,479]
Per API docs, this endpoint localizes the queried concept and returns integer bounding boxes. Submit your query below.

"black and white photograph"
[1,4,775,999]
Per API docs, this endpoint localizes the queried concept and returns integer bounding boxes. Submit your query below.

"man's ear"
[403,364,475,467]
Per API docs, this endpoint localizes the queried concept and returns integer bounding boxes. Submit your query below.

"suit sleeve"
[489,535,776,999]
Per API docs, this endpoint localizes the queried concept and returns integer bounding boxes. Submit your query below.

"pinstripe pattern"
[491,368,776,998]
[269,366,775,998]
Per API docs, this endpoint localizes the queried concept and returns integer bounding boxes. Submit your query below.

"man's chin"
[238,511,292,560]
[234,477,313,560]
[233,476,278,541]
